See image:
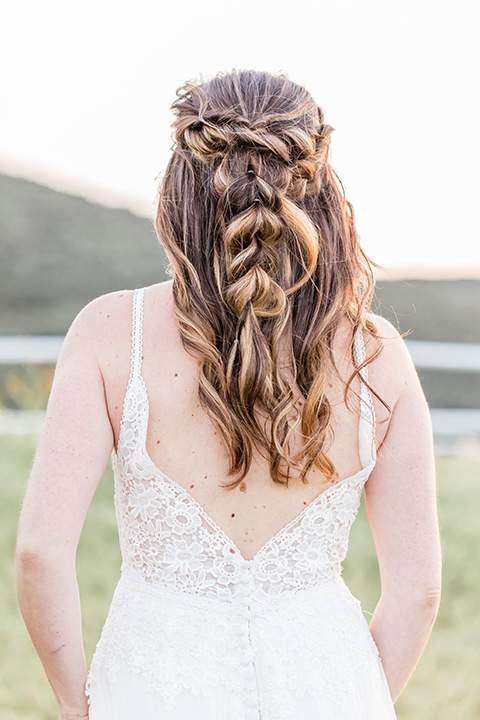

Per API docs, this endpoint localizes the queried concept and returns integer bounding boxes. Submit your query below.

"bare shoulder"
[335,313,413,379]
[366,313,419,389]
[356,313,425,449]
[63,289,133,345]
[64,281,173,352]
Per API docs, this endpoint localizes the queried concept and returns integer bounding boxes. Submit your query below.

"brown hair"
[156,69,382,488]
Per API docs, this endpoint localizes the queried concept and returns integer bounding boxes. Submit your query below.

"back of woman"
[16,70,442,720]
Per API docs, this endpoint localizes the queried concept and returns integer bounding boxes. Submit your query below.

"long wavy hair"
[156,69,383,489]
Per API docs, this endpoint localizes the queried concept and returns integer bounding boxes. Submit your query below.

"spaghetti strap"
[130,288,145,381]
[354,329,377,466]
[116,287,147,454]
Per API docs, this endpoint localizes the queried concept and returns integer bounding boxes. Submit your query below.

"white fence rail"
[1,337,479,437]
[0,336,64,364]
[406,341,480,372]
[1,337,480,371]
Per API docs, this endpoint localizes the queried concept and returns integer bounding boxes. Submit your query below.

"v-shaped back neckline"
[116,286,378,564]
[134,373,376,564]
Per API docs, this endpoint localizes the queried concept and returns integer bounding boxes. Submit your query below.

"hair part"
[156,69,385,489]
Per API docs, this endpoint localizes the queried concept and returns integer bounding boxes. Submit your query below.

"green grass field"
[1,436,479,720]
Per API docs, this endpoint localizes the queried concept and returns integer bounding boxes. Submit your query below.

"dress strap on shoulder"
[354,328,377,466]
[130,288,145,380]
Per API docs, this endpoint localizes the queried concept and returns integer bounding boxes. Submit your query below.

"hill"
[1,171,480,340]
[373,278,480,343]
[0,173,167,335]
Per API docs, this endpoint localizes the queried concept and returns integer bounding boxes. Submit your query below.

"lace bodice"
[115,287,376,602]
[86,287,382,720]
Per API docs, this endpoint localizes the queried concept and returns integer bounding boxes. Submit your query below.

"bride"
[16,69,441,720]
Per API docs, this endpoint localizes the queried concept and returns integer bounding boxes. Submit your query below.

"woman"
[16,70,441,720]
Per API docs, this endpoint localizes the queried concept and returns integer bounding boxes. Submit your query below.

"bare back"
[95,281,394,560]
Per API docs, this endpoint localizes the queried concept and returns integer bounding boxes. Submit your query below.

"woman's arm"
[16,299,116,719]
[365,319,442,702]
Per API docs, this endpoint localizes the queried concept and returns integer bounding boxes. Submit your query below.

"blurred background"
[1,0,479,718]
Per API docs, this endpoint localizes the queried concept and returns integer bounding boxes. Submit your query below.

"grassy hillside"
[1,171,480,341]
[373,278,480,343]
[0,173,167,335]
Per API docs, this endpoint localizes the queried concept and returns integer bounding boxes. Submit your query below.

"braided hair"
[156,70,382,488]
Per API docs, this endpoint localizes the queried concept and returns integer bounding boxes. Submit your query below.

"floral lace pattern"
[86,288,384,719]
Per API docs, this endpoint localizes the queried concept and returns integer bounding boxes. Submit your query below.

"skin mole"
[190,484,195,489]
[239,482,247,493]
[231,513,235,518]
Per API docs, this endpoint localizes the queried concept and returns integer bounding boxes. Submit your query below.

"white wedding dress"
[86,288,397,719]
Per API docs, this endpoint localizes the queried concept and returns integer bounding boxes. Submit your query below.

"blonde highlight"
[156,69,384,489]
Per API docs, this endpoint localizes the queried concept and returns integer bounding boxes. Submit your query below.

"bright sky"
[1,0,478,271]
